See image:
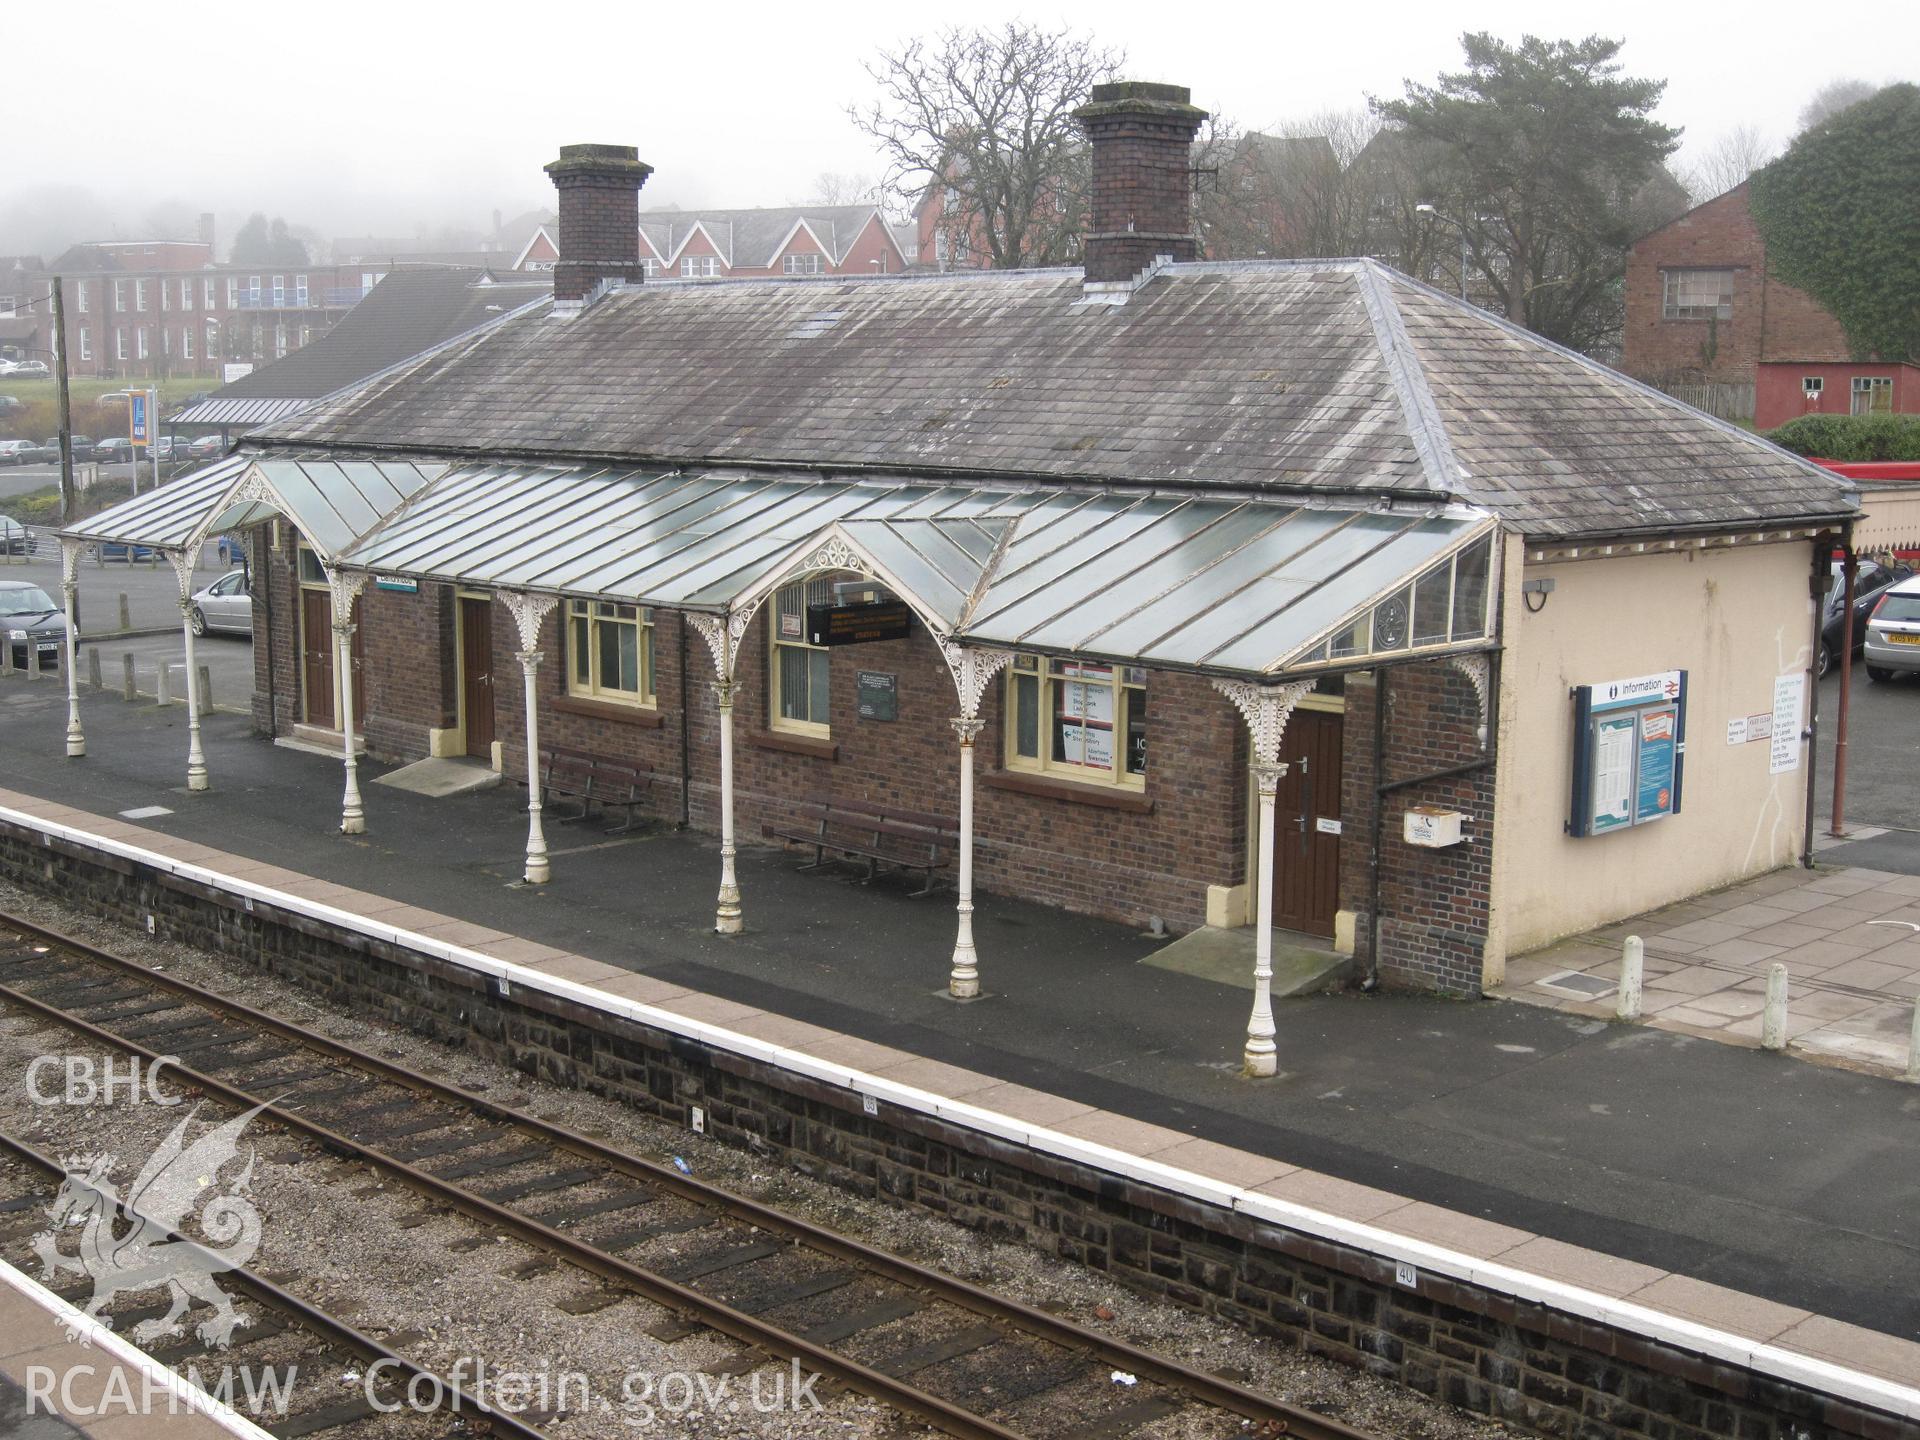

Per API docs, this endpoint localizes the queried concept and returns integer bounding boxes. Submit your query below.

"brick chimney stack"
[543,143,653,305]
[1073,82,1208,283]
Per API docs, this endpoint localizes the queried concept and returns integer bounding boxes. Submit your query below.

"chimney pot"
[544,143,653,305]
[1074,81,1208,284]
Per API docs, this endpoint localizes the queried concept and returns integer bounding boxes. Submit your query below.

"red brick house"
[635,207,907,280]
[1622,184,1851,408]
[1755,360,1920,430]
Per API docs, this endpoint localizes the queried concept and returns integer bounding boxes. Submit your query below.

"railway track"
[0,1127,550,1439]
[0,907,1381,1440]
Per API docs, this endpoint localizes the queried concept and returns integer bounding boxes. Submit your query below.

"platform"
[1,686,1919,1415]
[0,1258,272,1439]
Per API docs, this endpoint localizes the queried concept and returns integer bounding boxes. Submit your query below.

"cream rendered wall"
[1488,535,1817,967]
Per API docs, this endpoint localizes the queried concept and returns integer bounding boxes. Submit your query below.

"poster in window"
[1590,714,1636,833]
[1634,706,1677,824]
[1056,679,1113,726]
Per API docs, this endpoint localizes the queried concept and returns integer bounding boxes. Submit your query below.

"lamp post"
[1414,203,1470,303]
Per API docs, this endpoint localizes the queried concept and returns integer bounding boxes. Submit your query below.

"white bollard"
[1761,962,1789,1052]
[1616,935,1644,1021]
[1907,1002,1920,1084]
[156,663,172,707]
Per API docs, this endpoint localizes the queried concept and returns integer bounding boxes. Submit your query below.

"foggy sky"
[8,0,1912,258]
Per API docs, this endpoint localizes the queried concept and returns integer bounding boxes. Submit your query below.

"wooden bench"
[762,795,958,896]
[538,746,654,834]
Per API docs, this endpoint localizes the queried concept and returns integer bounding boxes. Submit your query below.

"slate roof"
[637,207,892,267]
[254,258,1856,540]
[179,267,547,420]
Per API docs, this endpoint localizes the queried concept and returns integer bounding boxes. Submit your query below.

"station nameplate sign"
[807,601,911,647]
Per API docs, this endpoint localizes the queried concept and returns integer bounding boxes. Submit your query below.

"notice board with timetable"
[1568,670,1688,838]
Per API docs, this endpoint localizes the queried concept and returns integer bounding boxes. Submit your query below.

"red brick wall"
[1755,361,1920,430]
[1340,662,1495,996]
[1078,85,1207,283]
[547,146,651,303]
[260,591,1490,965]
[1623,186,1851,387]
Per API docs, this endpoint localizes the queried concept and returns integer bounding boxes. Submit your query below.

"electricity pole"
[50,278,74,524]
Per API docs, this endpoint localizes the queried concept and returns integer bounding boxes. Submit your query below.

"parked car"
[189,568,251,637]
[0,516,29,555]
[1864,576,1920,683]
[92,541,156,563]
[188,434,225,459]
[0,394,20,412]
[39,436,96,463]
[153,436,193,462]
[94,437,134,463]
[7,360,49,378]
[0,580,70,668]
[1821,558,1915,677]
[0,439,45,465]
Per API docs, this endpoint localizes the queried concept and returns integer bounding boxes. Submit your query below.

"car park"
[189,568,251,636]
[0,580,69,668]
[1864,575,1920,683]
[1821,558,1915,676]
[0,516,29,555]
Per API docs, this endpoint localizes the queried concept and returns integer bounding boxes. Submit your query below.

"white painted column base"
[59,549,85,758]
[715,679,742,935]
[337,621,364,834]
[949,716,985,998]
[1246,762,1283,1078]
[519,649,549,884]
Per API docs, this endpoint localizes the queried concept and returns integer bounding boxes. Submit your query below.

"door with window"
[1249,708,1344,938]
[459,596,495,759]
[300,590,334,728]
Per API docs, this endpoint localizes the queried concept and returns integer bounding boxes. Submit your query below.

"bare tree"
[1684,125,1775,204]
[1798,79,1881,133]
[1197,109,1383,261]
[852,23,1123,269]
[804,172,883,209]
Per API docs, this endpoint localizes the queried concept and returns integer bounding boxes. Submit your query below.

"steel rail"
[0,907,1381,1440]
[0,1125,552,1440]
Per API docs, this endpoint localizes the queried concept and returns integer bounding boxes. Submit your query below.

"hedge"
[1766,412,1920,461]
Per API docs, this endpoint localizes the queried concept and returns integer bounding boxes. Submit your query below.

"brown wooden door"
[300,589,334,728]
[1270,709,1343,938]
[459,597,495,759]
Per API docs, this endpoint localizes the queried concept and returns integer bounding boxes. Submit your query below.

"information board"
[856,670,897,721]
[806,601,911,647]
[1768,673,1804,775]
[1568,670,1687,837]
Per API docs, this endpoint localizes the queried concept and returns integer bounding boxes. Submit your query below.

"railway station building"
[58,83,1858,1074]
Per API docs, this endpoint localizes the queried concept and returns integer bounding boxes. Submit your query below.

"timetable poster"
[1635,706,1678,824]
[1590,713,1636,833]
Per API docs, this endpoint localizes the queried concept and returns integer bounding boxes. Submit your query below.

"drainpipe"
[1801,533,1832,869]
[1829,525,1856,839]
[1365,652,1503,990]
[677,616,691,828]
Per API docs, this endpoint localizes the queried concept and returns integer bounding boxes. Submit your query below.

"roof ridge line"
[1384,266,1858,497]
[1352,260,1462,496]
